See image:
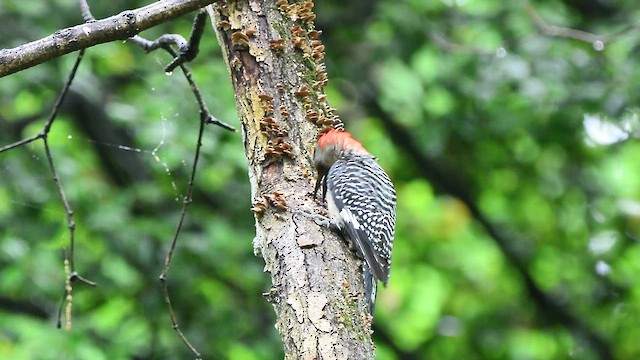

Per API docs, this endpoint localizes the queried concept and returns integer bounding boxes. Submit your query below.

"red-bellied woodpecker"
[313,128,396,315]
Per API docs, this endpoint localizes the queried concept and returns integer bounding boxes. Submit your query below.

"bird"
[313,128,396,314]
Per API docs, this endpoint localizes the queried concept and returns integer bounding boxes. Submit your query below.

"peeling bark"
[207,1,375,358]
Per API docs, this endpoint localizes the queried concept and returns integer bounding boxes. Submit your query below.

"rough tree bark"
[207,1,375,358]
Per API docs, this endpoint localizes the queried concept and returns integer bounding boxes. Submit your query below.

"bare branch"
[429,32,503,56]
[124,9,235,131]
[126,7,233,357]
[524,1,636,47]
[432,2,637,57]
[130,8,209,73]
[525,2,602,44]
[0,48,99,329]
[0,133,42,153]
[157,91,211,360]
[0,0,219,77]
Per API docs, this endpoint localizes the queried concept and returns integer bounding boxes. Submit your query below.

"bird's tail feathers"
[364,263,377,315]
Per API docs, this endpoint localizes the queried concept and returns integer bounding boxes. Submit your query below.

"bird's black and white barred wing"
[326,156,396,285]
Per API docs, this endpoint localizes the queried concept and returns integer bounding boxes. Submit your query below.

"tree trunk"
[207,1,375,358]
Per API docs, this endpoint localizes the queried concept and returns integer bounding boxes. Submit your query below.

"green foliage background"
[2,0,640,359]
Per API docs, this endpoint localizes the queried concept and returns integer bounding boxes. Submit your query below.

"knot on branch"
[118,10,139,37]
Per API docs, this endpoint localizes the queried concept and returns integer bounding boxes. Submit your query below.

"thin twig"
[126,8,233,359]
[429,32,501,56]
[78,0,95,22]
[126,10,235,132]
[56,280,68,328]
[129,34,188,56]
[3,1,231,350]
[156,101,210,360]
[42,137,77,265]
[44,50,98,332]
[42,50,95,285]
[0,133,42,153]
[525,2,602,44]
[161,41,235,131]
[164,8,207,73]
[0,15,99,326]
[431,3,637,57]
[79,2,231,356]
[524,0,636,47]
